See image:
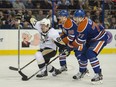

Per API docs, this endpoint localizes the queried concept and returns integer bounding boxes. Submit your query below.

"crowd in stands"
[0,0,116,29]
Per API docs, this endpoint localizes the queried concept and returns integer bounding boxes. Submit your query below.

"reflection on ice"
[0,54,116,87]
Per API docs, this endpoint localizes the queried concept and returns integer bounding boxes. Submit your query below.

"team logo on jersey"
[78,33,84,38]
[68,30,74,34]
[56,37,62,42]
[41,33,49,43]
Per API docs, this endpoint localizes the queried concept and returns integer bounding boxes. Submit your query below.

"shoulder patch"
[64,18,73,29]
[78,18,88,33]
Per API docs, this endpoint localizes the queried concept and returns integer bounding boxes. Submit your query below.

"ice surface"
[0,54,116,87]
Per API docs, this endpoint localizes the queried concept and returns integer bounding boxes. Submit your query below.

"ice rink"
[0,54,116,87]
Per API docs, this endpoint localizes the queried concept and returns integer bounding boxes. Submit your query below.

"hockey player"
[71,9,108,82]
[58,10,77,72]
[58,10,87,73]
[30,18,67,77]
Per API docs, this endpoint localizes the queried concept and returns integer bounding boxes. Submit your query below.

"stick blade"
[18,71,28,81]
[9,66,18,71]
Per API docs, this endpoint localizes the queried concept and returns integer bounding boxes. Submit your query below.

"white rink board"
[0,29,116,50]
[105,29,116,48]
[0,30,18,49]
[0,54,116,87]
[0,29,40,50]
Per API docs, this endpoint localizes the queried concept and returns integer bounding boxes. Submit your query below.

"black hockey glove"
[59,45,72,57]
[54,41,71,57]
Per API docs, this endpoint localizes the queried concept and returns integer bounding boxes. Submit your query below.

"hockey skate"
[36,70,48,78]
[52,69,62,76]
[59,65,67,72]
[73,69,89,80]
[91,72,103,84]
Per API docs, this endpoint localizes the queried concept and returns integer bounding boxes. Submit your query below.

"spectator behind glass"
[0,1,5,8]
[78,0,89,9]
[46,10,58,28]
[12,18,22,29]
[24,10,35,22]
[0,20,12,29]
[86,11,92,19]
[36,3,41,9]
[57,0,70,9]
[22,21,32,29]
[110,17,116,29]
[0,1,13,8]
[0,11,12,29]
[24,0,34,9]
[8,13,16,28]
[12,0,25,9]
[35,10,46,21]
[68,10,74,19]
[104,0,114,10]
[104,17,110,29]
[8,0,16,3]
[0,12,11,29]
[68,0,81,9]
[0,11,5,21]
[0,11,17,29]
[40,0,52,9]
[92,9,102,22]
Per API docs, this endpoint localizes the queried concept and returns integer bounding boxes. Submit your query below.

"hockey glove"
[59,45,72,57]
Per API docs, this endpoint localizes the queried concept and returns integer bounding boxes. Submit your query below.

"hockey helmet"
[74,9,85,18]
[40,18,51,27]
[59,10,69,17]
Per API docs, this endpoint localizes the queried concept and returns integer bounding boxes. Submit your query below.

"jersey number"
[92,22,100,32]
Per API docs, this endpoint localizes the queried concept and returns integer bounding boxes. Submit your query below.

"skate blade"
[73,76,82,80]
[85,73,90,77]
[36,74,48,78]
[91,80,103,85]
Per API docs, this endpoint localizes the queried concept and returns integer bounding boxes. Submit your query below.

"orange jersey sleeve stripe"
[93,41,105,54]
[64,18,73,29]
[78,18,88,33]
[60,32,65,37]
[62,37,70,44]
[72,40,83,51]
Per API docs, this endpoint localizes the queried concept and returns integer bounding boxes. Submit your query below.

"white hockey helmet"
[40,18,51,28]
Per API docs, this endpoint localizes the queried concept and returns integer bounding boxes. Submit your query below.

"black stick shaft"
[19,50,67,81]
[9,59,36,71]
[19,54,62,81]
[18,25,20,71]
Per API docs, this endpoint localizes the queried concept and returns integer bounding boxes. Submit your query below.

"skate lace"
[61,66,65,70]
[60,66,67,71]
[52,71,56,76]
[93,74,99,79]
[40,66,47,75]
[75,72,82,77]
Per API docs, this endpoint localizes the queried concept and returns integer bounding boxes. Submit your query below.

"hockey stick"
[19,51,66,81]
[9,22,21,71]
[9,59,36,71]
[18,20,21,71]
[9,21,21,71]
[9,66,18,71]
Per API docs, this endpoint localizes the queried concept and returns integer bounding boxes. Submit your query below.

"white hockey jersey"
[32,21,61,50]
